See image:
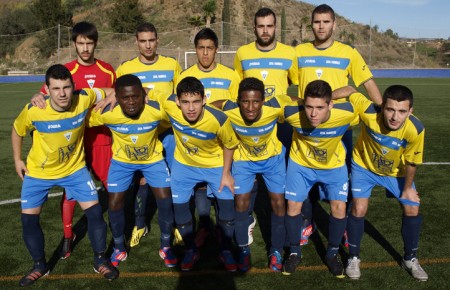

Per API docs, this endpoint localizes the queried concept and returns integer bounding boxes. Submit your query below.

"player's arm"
[219,146,236,195]
[362,78,382,106]
[93,88,117,111]
[31,82,49,108]
[11,127,28,180]
[331,86,358,100]
[400,162,420,204]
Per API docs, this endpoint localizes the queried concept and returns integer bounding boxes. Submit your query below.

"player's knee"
[403,205,420,216]
[173,202,192,225]
[235,194,251,212]
[108,193,125,211]
[270,196,286,215]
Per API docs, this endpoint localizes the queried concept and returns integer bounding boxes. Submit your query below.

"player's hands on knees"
[401,187,420,203]
[31,93,47,109]
[219,173,235,195]
[14,160,28,180]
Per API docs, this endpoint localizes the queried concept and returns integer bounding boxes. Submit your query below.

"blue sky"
[300,0,449,39]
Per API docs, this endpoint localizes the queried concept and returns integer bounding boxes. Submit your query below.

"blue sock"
[156,197,174,248]
[195,187,212,229]
[270,213,285,253]
[285,214,302,256]
[402,215,422,260]
[174,202,194,249]
[85,204,107,254]
[216,199,235,250]
[107,208,126,251]
[21,213,46,265]
[347,214,364,257]
[235,211,249,246]
[327,215,347,259]
[135,184,149,229]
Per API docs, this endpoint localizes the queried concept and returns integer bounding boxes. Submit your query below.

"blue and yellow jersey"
[222,96,293,162]
[283,100,359,169]
[234,42,298,99]
[350,93,425,177]
[178,63,240,103]
[161,95,239,168]
[116,55,182,102]
[13,89,104,179]
[88,100,165,165]
[296,41,373,101]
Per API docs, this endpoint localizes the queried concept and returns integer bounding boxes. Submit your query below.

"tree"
[222,0,231,46]
[202,0,216,28]
[30,0,72,57]
[281,8,286,44]
[188,16,205,44]
[108,0,144,35]
[294,16,309,43]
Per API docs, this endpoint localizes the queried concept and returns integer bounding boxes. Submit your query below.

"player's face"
[116,85,145,118]
[254,15,276,48]
[136,31,159,62]
[196,39,217,71]
[176,92,206,123]
[238,90,264,123]
[46,78,74,111]
[311,12,335,46]
[74,35,96,65]
[382,98,412,131]
[304,97,333,127]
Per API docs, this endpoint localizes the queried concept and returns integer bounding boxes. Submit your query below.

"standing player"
[178,28,241,247]
[88,74,176,268]
[281,80,358,278]
[295,4,382,245]
[12,64,118,286]
[162,77,239,272]
[344,86,428,281]
[32,21,116,259]
[116,22,182,248]
[234,7,298,252]
[215,78,291,272]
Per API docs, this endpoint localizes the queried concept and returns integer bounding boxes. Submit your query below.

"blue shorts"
[171,160,233,204]
[285,158,349,202]
[21,167,98,209]
[107,159,170,192]
[233,148,286,195]
[351,161,419,206]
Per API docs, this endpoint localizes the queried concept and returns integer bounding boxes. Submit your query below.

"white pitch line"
[423,162,450,165]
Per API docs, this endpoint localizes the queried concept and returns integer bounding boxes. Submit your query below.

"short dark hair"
[45,64,73,86]
[136,22,158,38]
[382,85,414,108]
[312,4,335,22]
[238,77,265,102]
[194,28,219,48]
[254,7,276,26]
[304,80,332,104]
[176,77,204,98]
[115,74,143,90]
[72,21,98,43]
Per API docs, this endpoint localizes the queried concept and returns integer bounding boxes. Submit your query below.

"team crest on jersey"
[205,90,212,99]
[64,132,72,142]
[182,135,189,143]
[261,70,269,81]
[131,135,138,144]
[315,69,323,79]
[252,137,259,143]
[381,148,389,155]
[147,84,155,90]
[87,79,95,88]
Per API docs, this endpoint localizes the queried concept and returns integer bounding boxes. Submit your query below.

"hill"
[1,0,448,73]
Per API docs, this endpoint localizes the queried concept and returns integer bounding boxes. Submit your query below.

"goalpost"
[184,50,237,69]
